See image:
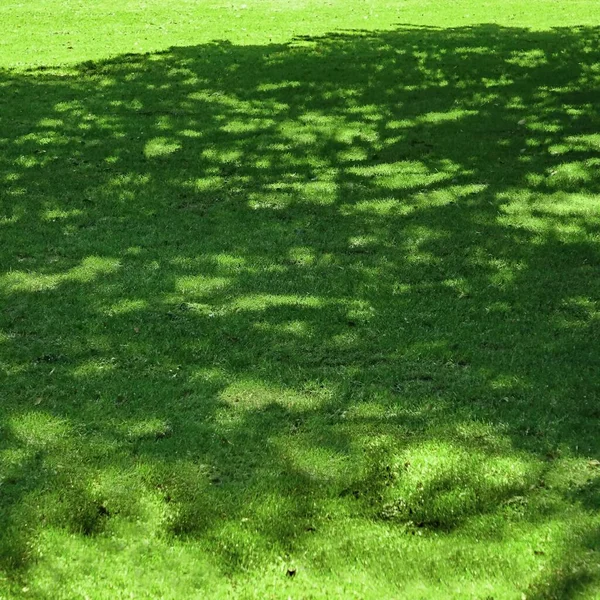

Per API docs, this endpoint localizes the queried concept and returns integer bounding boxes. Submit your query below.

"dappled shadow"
[1,23,599,595]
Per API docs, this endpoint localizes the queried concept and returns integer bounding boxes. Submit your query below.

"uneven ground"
[1,1,599,598]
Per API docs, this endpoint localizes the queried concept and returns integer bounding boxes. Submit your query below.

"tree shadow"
[1,23,599,593]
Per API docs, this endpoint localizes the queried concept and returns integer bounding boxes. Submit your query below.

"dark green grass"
[1,18,600,600]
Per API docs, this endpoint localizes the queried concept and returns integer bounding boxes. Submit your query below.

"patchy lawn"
[1,1,599,598]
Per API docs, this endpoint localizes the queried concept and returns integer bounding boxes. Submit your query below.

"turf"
[1,1,600,598]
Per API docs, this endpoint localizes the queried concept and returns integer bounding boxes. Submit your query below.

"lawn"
[1,1,600,598]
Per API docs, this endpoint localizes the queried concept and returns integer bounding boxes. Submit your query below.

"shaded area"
[1,24,599,597]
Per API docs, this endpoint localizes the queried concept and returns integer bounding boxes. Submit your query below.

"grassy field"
[1,1,600,598]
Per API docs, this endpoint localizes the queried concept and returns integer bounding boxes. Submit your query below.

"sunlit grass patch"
[376,441,537,527]
[144,137,181,158]
[0,257,120,293]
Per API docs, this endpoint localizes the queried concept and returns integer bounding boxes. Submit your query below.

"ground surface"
[1,1,600,598]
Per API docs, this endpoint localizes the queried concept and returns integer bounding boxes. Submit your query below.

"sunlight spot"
[256,81,301,92]
[345,198,413,216]
[346,299,375,322]
[214,253,247,270]
[386,118,414,130]
[443,277,471,296]
[254,319,311,337]
[0,256,120,293]
[288,246,315,265]
[201,147,242,163]
[42,208,83,221]
[14,155,39,168]
[194,176,224,191]
[106,298,148,315]
[109,173,151,187]
[54,100,83,113]
[547,160,599,189]
[155,115,174,131]
[190,366,228,384]
[338,146,369,161]
[485,301,511,314]
[331,330,359,346]
[72,359,117,377]
[179,129,203,138]
[279,123,317,145]
[248,192,292,210]
[222,119,274,133]
[490,373,530,392]
[498,190,600,239]
[379,441,538,525]
[420,183,488,206]
[70,256,122,282]
[10,413,71,448]
[348,160,456,190]
[0,213,19,225]
[348,235,378,250]
[175,276,229,297]
[553,297,600,330]
[419,109,477,123]
[144,137,181,158]
[563,133,600,152]
[219,380,316,412]
[295,179,338,204]
[3,172,21,182]
[487,259,521,288]
[126,419,172,441]
[507,48,548,68]
[38,117,64,128]
[230,294,322,311]
[278,440,351,483]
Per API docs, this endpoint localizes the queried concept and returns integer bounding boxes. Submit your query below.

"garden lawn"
[1,1,600,598]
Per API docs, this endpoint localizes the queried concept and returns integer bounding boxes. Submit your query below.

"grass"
[1,1,600,598]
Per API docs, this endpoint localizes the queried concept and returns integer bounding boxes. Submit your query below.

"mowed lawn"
[1,1,600,598]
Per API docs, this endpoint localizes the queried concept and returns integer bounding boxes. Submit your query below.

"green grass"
[1,1,600,598]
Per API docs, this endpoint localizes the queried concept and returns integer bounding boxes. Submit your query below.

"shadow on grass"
[0,23,599,594]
